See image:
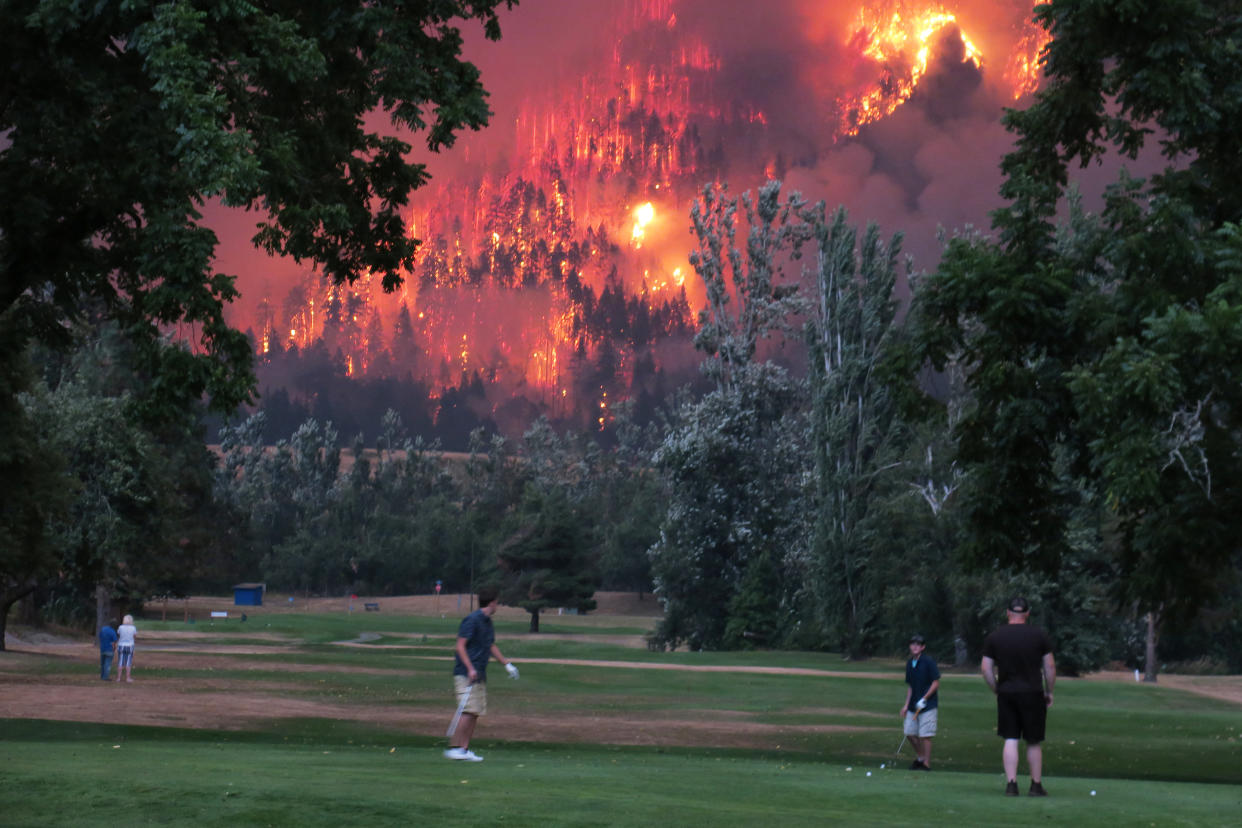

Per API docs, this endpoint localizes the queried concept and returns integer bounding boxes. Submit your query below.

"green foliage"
[523,411,664,593]
[648,363,806,651]
[17,320,234,630]
[497,485,599,632]
[0,0,518,636]
[722,548,791,649]
[687,180,810,391]
[0,0,514,417]
[802,206,907,657]
[218,411,480,595]
[0,324,68,649]
[909,0,1242,645]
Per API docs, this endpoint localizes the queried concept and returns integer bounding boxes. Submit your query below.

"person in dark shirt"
[981,596,1056,797]
[98,620,118,680]
[901,633,940,770]
[443,587,519,762]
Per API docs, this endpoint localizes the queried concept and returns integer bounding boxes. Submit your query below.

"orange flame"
[632,202,655,246]
[839,4,982,135]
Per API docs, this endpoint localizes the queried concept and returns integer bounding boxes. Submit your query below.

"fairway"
[2,596,1240,826]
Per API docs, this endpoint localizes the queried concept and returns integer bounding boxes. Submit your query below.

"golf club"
[894,733,908,757]
[446,683,474,739]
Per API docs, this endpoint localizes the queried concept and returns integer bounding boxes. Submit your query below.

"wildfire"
[242,1,1050,436]
[632,202,656,247]
[840,4,982,134]
[1006,24,1051,100]
[837,2,1048,135]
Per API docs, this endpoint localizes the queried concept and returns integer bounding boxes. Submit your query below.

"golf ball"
[866,772,872,777]
[879,763,886,769]
[1090,790,1096,796]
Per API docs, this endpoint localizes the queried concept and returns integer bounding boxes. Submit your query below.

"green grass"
[3,610,1240,826]
[1,721,1238,827]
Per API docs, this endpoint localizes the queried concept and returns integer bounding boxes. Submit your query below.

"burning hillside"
[228,0,1048,437]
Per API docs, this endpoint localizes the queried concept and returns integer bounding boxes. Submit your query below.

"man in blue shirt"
[98,619,118,680]
[444,587,519,762]
[901,633,940,770]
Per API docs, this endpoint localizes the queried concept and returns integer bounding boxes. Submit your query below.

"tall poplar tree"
[804,207,907,657]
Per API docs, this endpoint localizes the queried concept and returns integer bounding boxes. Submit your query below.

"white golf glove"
[505,662,520,680]
[915,698,927,711]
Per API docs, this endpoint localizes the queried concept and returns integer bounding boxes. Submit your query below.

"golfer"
[900,633,940,770]
[444,587,518,762]
[981,596,1055,797]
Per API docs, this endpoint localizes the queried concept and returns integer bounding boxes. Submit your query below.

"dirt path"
[0,644,879,749]
[0,631,901,749]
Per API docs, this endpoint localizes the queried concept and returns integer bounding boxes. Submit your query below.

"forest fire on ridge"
[238,0,1048,436]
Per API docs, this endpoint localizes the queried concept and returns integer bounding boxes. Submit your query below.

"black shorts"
[996,691,1047,743]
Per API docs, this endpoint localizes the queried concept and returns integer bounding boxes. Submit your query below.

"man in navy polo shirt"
[901,633,940,770]
[444,587,519,762]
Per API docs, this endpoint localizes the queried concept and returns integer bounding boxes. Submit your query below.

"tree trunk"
[95,583,112,636]
[528,609,540,633]
[953,635,968,669]
[0,582,39,652]
[1143,609,1160,683]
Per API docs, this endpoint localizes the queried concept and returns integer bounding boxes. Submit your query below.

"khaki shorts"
[453,675,487,715]
[904,707,938,738]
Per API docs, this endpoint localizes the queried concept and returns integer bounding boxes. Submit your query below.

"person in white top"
[116,614,137,683]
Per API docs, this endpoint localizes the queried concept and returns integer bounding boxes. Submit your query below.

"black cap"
[1007,596,1030,613]
[909,633,925,644]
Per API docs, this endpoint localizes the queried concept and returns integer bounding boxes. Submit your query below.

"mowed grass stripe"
[0,727,1238,827]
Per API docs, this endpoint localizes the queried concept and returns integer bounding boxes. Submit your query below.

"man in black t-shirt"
[981,596,1055,797]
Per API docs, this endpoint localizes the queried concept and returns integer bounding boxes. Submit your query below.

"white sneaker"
[443,748,484,762]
